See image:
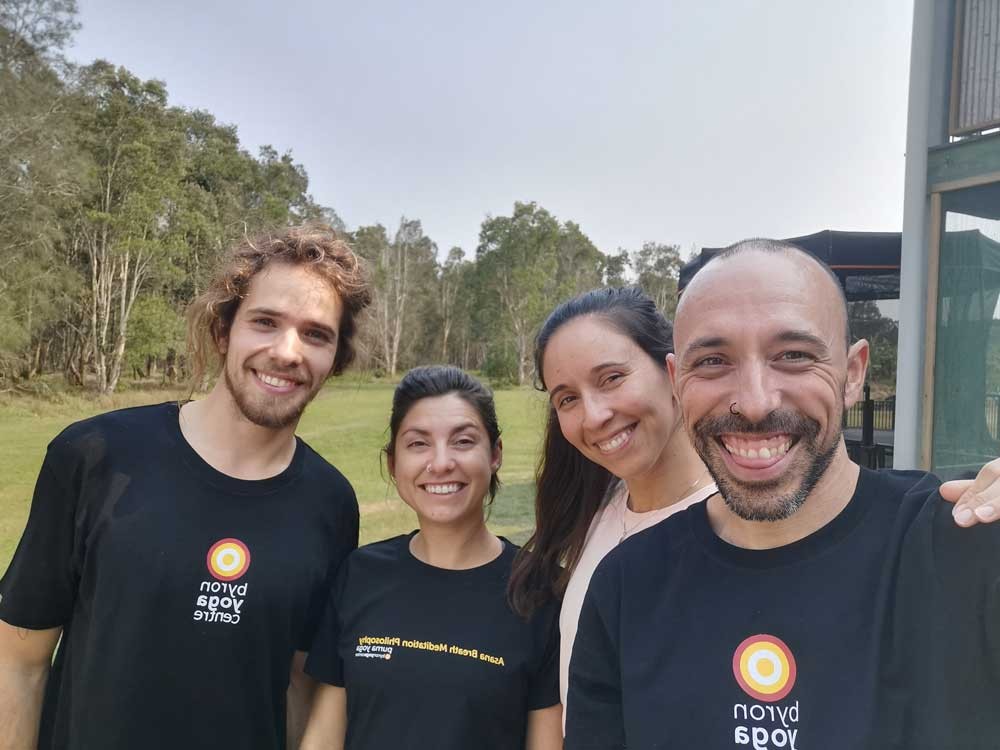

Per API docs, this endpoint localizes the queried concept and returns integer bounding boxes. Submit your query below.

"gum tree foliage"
[352,218,437,377]
[70,61,187,394]
[474,202,605,385]
[632,241,683,318]
[125,294,185,378]
[848,300,898,394]
[476,202,562,385]
[0,0,82,380]
[601,249,631,288]
[0,0,78,72]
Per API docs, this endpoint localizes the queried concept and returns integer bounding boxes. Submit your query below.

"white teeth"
[597,428,632,453]
[425,483,461,495]
[258,372,295,387]
[723,438,792,459]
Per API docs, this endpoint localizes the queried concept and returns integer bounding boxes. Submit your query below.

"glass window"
[932,181,1000,479]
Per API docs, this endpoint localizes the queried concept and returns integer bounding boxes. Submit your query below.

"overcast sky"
[69,0,914,260]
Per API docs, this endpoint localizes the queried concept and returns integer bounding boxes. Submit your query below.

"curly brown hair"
[186,224,372,388]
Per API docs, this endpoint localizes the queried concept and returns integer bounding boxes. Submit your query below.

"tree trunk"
[516,331,529,386]
[441,316,452,362]
[38,339,50,375]
[165,348,177,383]
[64,328,84,387]
[26,340,42,379]
[378,299,392,375]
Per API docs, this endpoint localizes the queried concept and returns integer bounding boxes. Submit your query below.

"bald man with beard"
[565,239,1000,750]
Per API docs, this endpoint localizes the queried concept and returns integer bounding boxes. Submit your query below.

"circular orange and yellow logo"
[732,634,797,702]
[207,538,251,581]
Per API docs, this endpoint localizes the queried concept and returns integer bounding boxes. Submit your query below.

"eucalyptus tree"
[0,0,82,380]
[67,61,187,393]
[438,246,466,362]
[632,240,683,317]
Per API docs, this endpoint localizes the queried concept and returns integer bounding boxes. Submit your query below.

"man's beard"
[225,364,319,430]
[692,409,841,522]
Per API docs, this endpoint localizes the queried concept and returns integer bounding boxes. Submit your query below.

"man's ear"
[666,353,678,388]
[215,323,230,356]
[843,339,870,408]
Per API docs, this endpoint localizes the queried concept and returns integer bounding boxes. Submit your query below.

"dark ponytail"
[508,287,673,617]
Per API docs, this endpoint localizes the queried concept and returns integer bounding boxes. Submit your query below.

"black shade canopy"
[678,230,902,301]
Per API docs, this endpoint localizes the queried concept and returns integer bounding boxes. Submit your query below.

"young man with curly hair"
[0,225,371,750]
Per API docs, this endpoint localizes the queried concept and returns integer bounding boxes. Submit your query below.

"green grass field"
[0,380,550,571]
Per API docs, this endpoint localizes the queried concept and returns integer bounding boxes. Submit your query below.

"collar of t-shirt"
[687,467,877,569]
[163,401,306,496]
[400,530,514,581]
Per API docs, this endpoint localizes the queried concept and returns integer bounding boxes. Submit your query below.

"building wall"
[897,0,1000,472]
[895,0,956,468]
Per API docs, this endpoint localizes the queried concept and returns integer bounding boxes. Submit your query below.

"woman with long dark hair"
[302,366,562,750]
[507,287,714,714]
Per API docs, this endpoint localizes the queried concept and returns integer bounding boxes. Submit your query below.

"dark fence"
[843,398,895,432]
[846,442,893,469]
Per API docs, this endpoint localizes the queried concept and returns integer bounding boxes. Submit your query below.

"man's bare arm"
[0,619,61,750]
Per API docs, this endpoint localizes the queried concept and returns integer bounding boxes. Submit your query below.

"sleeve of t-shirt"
[883,480,1000,745]
[922,488,1000,678]
[527,600,562,710]
[298,484,359,651]
[926,490,1000,693]
[0,439,80,629]
[564,556,626,750]
[304,555,352,686]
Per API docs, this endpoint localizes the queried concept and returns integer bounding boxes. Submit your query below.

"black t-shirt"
[305,533,560,750]
[0,402,359,750]
[566,468,1000,750]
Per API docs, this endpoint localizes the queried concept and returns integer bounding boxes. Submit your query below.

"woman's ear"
[491,438,503,474]
[385,451,396,483]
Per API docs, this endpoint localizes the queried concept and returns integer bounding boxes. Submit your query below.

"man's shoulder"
[295,439,355,495]
[846,468,941,532]
[896,470,1000,572]
[51,401,175,456]
[859,468,1000,586]
[344,534,409,571]
[870,467,941,500]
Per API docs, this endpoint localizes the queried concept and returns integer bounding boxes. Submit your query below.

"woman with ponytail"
[303,366,562,750]
[507,287,716,715]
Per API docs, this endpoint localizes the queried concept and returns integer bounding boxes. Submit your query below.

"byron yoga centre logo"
[732,634,797,703]
[193,538,252,625]
[206,538,251,581]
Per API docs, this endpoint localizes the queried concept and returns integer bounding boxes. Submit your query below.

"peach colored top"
[559,480,718,728]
